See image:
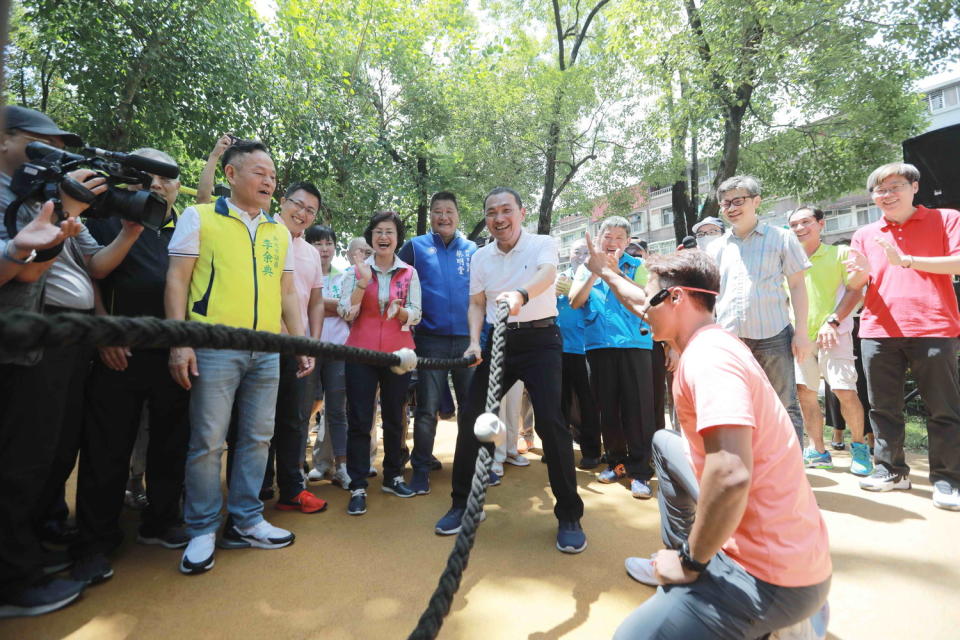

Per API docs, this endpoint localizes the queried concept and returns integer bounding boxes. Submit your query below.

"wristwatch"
[2,241,37,265]
[679,541,710,573]
[825,313,841,328]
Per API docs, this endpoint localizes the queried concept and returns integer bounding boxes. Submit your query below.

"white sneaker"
[307,468,326,482]
[232,520,295,549]
[933,481,960,511]
[631,479,653,499]
[492,461,504,477]
[504,453,530,467]
[624,556,658,586]
[332,464,351,490]
[180,532,216,575]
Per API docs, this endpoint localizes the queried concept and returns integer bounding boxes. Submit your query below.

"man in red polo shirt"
[851,162,960,511]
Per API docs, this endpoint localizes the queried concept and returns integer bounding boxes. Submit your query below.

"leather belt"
[504,316,557,330]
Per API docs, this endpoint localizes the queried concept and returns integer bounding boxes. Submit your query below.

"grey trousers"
[614,429,830,640]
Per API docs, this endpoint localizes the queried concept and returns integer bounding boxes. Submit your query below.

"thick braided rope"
[0,311,474,370]
[408,300,511,640]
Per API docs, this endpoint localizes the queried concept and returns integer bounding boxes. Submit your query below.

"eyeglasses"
[870,182,911,197]
[788,218,817,229]
[695,229,722,238]
[648,286,719,307]
[286,197,318,217]
[719,196,755,210]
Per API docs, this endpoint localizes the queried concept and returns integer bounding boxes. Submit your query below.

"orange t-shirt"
[673,324,832,587]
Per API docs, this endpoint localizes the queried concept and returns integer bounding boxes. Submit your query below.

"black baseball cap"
[3,105,83,147]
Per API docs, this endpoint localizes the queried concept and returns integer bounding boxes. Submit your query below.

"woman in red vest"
[338,211,422,515]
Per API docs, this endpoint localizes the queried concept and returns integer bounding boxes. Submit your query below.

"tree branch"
[570,0,610,66]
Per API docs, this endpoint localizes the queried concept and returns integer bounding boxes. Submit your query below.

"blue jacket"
[582,253,652,350]
[557,269,587,354]
[398,231,477,336]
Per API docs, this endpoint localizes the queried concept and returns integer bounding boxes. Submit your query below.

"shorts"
[795,332,858,391]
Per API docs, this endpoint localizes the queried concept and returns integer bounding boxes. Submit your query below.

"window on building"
[630,212,646,234]
[928,89,945,112]
[945,85,959,108]
[661,207,673,227]
[858,205,881,226]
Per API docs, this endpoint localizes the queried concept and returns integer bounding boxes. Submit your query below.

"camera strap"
[4,194,31,240]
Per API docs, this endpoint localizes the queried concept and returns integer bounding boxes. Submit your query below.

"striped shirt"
[707,222,810,340]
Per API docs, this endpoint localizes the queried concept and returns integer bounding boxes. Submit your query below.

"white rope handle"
[390,347,418,374]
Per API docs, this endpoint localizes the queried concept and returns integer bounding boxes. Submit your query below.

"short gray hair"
[716,175,761,200]
[599,216,631,236]
[867,162,920,192]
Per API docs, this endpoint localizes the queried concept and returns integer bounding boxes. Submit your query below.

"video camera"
[8,141,180,232]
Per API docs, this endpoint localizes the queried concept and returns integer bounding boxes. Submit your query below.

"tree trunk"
[109,39,162,148]
[689,127,699,222]
[671,179,692,243]
[538,107,562,235]
[701,102,747,220]
[415,154,428,236]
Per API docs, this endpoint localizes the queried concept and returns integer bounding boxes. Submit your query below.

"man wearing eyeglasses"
[705,176,811,447]
[850,162,960,511]
[585,248,831,639]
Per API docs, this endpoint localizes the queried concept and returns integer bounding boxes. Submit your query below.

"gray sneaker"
[933,480,960,511]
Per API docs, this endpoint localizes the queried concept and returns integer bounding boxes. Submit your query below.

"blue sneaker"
[556,520,587,554]
[803,447,833,469]
[488,470,501,487]
[597,464,626,484]
[347,489,367,515]
[409,469,430,495]
[849,442,873,476]
[630,479,653,499]
[434,507,486,535]
[381,477,415,498]
[0,577,85,619]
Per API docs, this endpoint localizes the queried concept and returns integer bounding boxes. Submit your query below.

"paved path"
[3,425,957,639]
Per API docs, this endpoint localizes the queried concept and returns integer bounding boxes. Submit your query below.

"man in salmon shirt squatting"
[580,242,831,638]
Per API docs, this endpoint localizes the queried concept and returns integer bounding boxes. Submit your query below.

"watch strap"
[679,541,709,573]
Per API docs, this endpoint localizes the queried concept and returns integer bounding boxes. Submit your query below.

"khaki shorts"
[795,332,858,391]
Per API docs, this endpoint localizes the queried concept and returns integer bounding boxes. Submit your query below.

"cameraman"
[69,149,191,585]
[0,105,107,617]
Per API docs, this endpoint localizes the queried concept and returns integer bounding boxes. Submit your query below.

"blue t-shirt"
[557,268,587,354]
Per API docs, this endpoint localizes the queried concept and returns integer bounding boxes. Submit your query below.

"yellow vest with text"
[187,197,288,333]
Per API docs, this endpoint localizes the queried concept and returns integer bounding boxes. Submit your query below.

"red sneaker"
[275,490,328,514]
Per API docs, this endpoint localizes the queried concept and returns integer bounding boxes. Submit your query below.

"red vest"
[345,267,416,353]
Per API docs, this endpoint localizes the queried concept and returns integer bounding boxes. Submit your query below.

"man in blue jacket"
[569,216,656,499]
[398,192,477,495]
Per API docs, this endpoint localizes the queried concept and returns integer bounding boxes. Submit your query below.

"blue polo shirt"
[398,231,477,336]
[576,253,652,351]
[557,268,587,354]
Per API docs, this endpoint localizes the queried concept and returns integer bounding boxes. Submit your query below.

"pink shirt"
[851,206,960,338]
[288,235,324,336]
[673,325,832,587]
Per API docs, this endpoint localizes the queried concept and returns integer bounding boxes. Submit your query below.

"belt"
[504,317,557,330]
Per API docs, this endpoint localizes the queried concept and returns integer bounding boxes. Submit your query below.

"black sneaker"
[137,526,190,549]
[347,489,367,515]
[429,456,443,471]
[259,487,275,501]
[0,577,85,619]
[69,553,113,585]
[382,477,415,498]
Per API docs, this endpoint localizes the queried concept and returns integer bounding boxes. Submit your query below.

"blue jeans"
[185,349,279,536]
[411,334,474,472]
[741,325,804,448]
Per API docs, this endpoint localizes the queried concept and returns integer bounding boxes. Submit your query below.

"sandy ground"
[2,422,958,640]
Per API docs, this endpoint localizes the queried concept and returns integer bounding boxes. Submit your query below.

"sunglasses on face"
[648,286,719,307]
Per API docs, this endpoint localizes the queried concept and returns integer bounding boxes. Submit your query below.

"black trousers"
[451,325,584,522]
[651,342,667,431]
[35,339,94,526]
[74,350,190,555]
[560,352,601,458]
[0,354,73,592]
[345,362,412,490]
[271,355,314,501]
[586,348,657,480]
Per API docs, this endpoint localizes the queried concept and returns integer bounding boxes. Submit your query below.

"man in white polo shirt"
[433,187,586,553]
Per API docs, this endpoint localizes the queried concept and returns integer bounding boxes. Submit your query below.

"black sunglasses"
[648,286,719,308]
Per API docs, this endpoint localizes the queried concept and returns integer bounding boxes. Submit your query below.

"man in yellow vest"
[165,140,312,575]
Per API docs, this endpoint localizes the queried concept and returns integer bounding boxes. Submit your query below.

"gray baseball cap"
[3,105,83,147]
[692,216,725,234]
